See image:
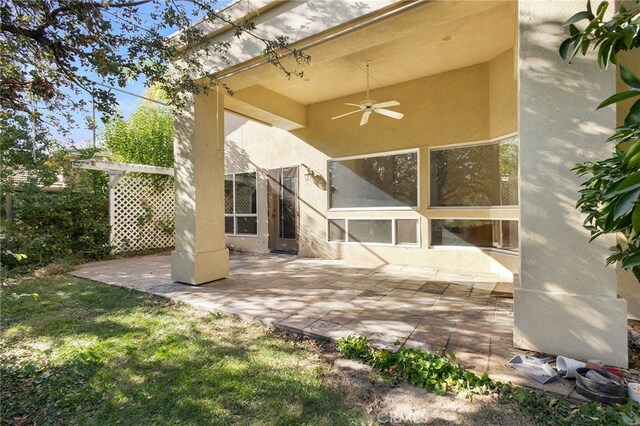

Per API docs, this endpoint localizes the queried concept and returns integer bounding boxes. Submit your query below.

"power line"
[92,82,169,106]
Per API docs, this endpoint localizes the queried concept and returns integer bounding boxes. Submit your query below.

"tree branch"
[37,0,154,34]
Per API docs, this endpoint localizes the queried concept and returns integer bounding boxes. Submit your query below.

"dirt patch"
[33,263,69,278]
[376,386,529,426]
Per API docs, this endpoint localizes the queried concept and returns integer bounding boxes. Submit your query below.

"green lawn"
[1,276,363,425]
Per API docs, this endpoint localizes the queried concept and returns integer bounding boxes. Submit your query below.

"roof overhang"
[172,1,516,130]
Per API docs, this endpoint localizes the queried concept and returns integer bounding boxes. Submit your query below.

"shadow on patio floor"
[71,251,585,399]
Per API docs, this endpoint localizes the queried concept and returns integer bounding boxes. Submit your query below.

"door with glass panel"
[268,167,298,253]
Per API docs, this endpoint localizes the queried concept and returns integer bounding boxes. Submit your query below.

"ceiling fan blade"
[360,111,371,126]
[375,108,404,120]
[372,100,400,109]
[331,110,361,120]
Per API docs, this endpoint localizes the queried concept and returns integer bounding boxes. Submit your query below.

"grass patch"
[1,276,363,425]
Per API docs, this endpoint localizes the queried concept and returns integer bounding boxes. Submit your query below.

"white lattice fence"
[111,174,174,253]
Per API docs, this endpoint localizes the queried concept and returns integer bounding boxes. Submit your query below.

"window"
[349,219,392,244]
[225,172,257,235]
[327,218,419,246]
[328,219,346,242]
[328,150,418,209]
[430,136,518,207]
[396,219,418,245]
[430,219,518,252]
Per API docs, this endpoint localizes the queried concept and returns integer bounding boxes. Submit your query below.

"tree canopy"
[1,0,309,140]
[104,89,173,167]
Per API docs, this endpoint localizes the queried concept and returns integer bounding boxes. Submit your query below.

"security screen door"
[268,166,298,253]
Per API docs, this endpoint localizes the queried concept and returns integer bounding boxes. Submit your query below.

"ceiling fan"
[331,62,404,126]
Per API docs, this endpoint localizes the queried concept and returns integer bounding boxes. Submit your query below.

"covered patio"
[71,251,583,396]
[168,0,628,367]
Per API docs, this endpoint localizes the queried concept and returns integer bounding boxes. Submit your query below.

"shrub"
[337,335,492,396]
[3,185,110,270]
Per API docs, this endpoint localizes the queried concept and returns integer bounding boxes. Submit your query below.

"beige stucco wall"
[224,49,518,276]
[490,48,518,138]
[515,0,627,367]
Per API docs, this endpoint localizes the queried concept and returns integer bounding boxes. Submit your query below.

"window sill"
[430,245,518,255]
[328,241,421,248]
[328,206,418,212]
[427,206,518,210]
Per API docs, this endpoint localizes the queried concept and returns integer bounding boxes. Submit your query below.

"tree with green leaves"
[0,114,111,270]
[560,0,640,279]
[1,0,309,139]
[104,89,173,167]
[0,114,59,192]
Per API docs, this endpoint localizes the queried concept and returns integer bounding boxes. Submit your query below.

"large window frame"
[427,133,518,210]
[326,217,421,247]
[327,148,420,212]
[225,171,258,237]
[428,217,518,255]
[427,133,519,255]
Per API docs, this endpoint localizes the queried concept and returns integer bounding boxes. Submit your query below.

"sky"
[57,0,235,148]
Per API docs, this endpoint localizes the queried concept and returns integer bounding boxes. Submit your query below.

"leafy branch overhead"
[560,0,640,277]
[1,0,310,138]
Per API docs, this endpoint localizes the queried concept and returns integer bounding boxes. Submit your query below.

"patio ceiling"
[218,1,516,128]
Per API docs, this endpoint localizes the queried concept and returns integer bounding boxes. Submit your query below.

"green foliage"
[155,218,175,236]
[374,346,493,397]
[3,187,110,270]
[338,335,492,397]
[136,204,155,227]
[9,252,27,262]
[337,335,375,363]
[0,114,59,192]
[499,385,640,426]
[1,114,111,272]
[560,1,640,70]
[338,335,640,425]
[104,97,174,167]
[560,1,640,277]
[1,0,309,143]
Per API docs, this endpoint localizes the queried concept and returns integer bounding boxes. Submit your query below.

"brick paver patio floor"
[71,251,583,397]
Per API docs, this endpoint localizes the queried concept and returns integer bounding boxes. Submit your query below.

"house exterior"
[170,0,635,367]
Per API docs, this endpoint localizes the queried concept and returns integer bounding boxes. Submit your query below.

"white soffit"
[182,0,401,78]
[256,1,517,105]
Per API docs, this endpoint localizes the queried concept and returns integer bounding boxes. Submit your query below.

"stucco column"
[515,0,628,367]
[172,89,229,284]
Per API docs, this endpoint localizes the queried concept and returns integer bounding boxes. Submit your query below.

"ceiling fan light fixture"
[330,62,404,126]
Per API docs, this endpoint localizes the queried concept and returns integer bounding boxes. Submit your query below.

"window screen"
[396,219,418,245]
[430,137,518,207]
[225,172,258,235]
[328,219,346,242]
[347,219,393,244]
[329,152,418,208]
[430,219,518,252]
[327,218,419,246]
